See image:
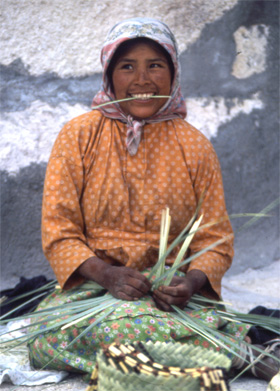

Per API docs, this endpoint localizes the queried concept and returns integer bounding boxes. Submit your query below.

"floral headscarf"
[92,18,187,155]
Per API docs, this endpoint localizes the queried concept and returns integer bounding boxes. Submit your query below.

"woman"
[28,18,278,382]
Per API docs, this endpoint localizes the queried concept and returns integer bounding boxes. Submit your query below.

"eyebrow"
[117,57,167,63]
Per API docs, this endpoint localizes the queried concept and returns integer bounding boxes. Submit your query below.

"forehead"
[115,39,169,61]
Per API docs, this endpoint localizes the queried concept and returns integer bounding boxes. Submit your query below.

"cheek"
[153,74,171,93]
[112,73,129,98]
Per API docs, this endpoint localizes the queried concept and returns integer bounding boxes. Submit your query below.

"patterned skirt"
[27,277,251,381]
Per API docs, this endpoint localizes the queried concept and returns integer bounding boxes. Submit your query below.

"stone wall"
[1,0,279,289]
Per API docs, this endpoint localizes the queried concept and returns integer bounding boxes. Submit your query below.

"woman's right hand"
[78,257,151,301]
[103,265,152,300]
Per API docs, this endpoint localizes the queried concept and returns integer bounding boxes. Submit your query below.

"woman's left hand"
[152,269,207,312]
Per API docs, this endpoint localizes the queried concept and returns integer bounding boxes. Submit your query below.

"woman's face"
[112,41,172,119]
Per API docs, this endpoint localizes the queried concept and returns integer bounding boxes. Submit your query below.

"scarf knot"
[126,115,145,156]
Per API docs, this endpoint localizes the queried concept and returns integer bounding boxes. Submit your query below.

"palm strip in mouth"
[92,95,171,109]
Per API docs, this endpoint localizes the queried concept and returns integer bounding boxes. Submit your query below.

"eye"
[121,63,133,70]
[150,63,162,69]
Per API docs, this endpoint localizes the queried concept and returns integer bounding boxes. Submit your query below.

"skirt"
[27,279,251,380]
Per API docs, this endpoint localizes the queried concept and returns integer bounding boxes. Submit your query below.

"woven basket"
[95,341,231,391]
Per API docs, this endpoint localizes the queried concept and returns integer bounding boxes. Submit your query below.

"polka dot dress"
[42,110,233,298]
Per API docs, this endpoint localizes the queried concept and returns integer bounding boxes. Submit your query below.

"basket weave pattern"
[95,341,231,391]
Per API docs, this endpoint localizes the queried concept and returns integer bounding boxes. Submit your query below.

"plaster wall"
[1,0,279,289]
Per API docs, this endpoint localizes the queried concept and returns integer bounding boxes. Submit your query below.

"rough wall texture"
[1,0,238,77]
[1,0,279,289]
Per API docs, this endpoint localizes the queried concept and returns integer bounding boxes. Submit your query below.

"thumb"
[169,277,180,287]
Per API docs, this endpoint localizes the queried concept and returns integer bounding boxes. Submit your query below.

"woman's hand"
[103,266,151,301]
[152,270,207,311]
[77,257,151,301]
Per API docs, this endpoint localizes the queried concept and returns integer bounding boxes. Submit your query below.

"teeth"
[132,93,154,99]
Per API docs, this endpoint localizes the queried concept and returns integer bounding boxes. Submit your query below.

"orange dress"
[42,110,233,296]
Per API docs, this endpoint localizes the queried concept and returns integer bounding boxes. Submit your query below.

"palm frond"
[153,235,231,286]
[154,207,171,283]
[91,95,171,110]
[237,197,279,232]
[152,198,279,287]
[0,280,57,321]
[148,195,204,282]
[163,215,204,287]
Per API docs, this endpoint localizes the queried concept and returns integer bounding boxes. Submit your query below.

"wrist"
[185,269,207,296]
[78,256,112,289]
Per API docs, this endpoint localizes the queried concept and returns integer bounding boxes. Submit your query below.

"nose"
[134,67,149,84]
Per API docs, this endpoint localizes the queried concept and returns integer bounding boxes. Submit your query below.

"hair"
[106,37,175,93]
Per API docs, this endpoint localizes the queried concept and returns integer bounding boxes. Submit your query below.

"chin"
[127,107,159,119]
[120,100,166,119]
[128,100,168,119]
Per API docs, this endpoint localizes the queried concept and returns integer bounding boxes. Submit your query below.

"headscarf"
[92,18,187,155]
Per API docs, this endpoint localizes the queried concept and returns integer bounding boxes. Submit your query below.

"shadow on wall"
[180,0,280,273]
[0,60,101,112]
[1,165,56,289]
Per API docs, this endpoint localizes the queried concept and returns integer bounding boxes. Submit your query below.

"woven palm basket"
[95,341,231,391]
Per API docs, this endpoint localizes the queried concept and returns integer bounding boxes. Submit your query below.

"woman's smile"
[130,93,154,100]
[112,42,171,119]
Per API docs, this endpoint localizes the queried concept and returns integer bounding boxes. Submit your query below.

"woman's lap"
[27,283,250,378]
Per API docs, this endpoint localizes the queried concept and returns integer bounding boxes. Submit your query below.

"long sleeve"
[180,125,234,299]
[42,113,101,289]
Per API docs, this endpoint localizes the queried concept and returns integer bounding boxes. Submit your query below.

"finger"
[153,294,172,312]
[153,291,187,310]
[129,277,151,294]
[111,284,144,300]
[120,271,151,292]
[115,291,137,301]
[158,284,190,298]
[156,285,183,298]
[169,276,183,286]
[117,275,150,295]
[154,290,189,305]
[154,290,187,306]
[116,274,148,292]
[118,284,148,299]
[129,271,152,289]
